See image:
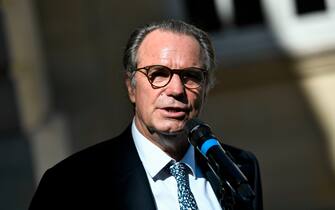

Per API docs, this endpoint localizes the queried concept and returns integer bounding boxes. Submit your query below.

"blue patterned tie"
[169,162,199,210]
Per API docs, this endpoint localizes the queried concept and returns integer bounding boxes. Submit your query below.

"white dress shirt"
[131,120,222,210]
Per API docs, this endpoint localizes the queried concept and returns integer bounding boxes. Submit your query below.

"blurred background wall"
[1,0,335,209]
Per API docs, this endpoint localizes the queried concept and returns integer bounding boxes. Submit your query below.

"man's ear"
[125,73,136,103]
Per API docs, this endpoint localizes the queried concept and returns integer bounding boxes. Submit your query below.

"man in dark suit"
[29,19,262,210]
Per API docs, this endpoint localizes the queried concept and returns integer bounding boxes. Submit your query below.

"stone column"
[2,0,70,183]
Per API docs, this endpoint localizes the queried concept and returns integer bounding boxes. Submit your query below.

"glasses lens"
[147,66,171,87]
[180,68,205,88]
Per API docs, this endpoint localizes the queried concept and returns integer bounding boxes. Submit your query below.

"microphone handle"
[199,140,255,202]
[205,144,248,186]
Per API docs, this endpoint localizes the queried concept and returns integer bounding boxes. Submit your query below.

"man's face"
[126,30,207,138]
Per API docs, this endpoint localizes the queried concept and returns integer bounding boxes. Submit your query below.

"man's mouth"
[161,107,189,118]
[165,107,185,112]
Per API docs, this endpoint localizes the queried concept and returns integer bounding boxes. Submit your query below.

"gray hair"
[123,19,216,91]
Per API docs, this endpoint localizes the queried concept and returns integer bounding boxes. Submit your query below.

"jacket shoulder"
[50,125,132,172]
[223,144,263,210]
[222,144,258,166]
[29,126,136,210]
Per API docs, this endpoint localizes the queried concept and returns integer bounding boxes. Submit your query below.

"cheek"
[133,77,150,105]
[134,83,159,113]
[193,98,203,114]
[135,88,149,109]
[190,90,205,109]
[191,92,206,117]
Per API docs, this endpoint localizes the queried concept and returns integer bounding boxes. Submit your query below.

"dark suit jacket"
[29,125,263,210]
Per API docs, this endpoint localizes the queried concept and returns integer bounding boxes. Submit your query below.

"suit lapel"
[121,166,156,210]
[116,126,156,210]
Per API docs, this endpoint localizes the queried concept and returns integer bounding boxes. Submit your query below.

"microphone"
[185,118,255,202]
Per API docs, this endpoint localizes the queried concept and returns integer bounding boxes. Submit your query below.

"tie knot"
[169,162,188,178]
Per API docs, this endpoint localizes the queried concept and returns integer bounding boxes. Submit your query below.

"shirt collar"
[131,119,199,181]
[180,144,197,177]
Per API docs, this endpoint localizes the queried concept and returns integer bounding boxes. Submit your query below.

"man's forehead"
[138,30,200,55]
[140,29,199,49]
[136,30,202,67]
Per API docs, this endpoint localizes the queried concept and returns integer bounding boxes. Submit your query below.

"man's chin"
[150,117,191,135]
[153,124,186,136]
[159,129,185,136]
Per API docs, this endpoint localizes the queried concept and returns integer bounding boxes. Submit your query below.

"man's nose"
[165,73,185,96]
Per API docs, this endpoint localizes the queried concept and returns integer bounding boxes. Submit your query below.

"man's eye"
[148,68,170,79]
[183,71,203,82]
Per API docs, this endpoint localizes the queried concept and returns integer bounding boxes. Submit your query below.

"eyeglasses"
[135,65,208,89]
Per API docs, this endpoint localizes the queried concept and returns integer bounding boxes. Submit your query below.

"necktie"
[169,162,199,210]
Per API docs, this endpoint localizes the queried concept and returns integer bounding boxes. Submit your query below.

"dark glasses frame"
[135,65,208,89]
